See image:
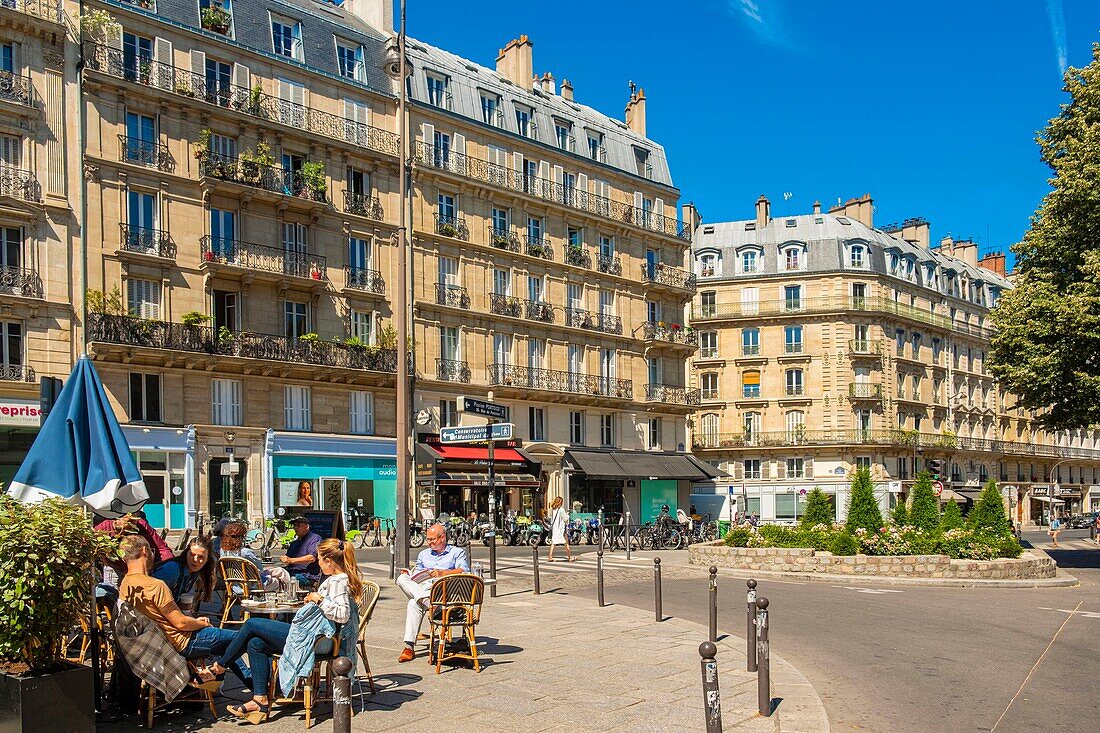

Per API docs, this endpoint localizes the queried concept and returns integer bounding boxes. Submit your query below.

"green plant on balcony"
[298,332,320,343]
[236,83,264,116]
[200,6,232,33]
[138,61,152,84]
[344,336,367,349]
[175,80,196,97]
[490,230,512,248]
[86,287,124,316]
[181,311,210,327]
[895,428,920,447]
[439,223,458,238]
[239,141,274,183]
[301,161,326,199]
[937,430,958,449]
[217,326,234,348]
[79,9,121,43]
[528,241,548,258]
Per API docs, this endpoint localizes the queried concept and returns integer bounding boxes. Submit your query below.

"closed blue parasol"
[7,355,147,518]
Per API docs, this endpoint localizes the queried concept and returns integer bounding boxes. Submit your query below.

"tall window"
[588,132,603,160]
[786,410,806,439]
[742,411,761,438]
[741,327,759,355]
[783,285,802,311]
[336,42,363,81]
[851,282,867,307]
[700,331,718,358]
[437,192,455,220]
[783,246,803,271]
[481,94,500,125]
[786,458,805,479]
[348,236,371,272]
[122,32,153,81]
[211,378,241,426]
[426,74,449,108]
[849,244,866,268]
[744,459,761,480]
[740,250,758,273]
[569,411,585,445]
[600,414,615,447]
[271,17,302,60]
[349,391,374,435]
[785,325,803,354]
[599,235,614,258]
[439,399,457,428]
[493,333,512,366]
[786,369,804,396]
[491,206,509,234]
[701,413,720,441]
[431,130,450,167]
[439,326,459,363]
[284,301,308,339]
[0,320,21,370]
[127,278,161,319]
[129,373,161,422]
[349,309,373,344]
[515,105,532,137]
[701,373,718,400]
[700,291,717,317]
[123,112,156,165]
[700,253,717,277]
[555,121,572,150]
[284,385,311,430]
[742,370,761,398]
[529,407,545,441]
[647,417,663,450]
[493,267,510,296]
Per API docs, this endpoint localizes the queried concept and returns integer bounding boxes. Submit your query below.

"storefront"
[264,430,397,523]
[0,397,42,488]
[1028,485,1063,526]
[692,479,899,525]
[415,438,541,525]
[122,425,196,530]
[1087,485,1100,513]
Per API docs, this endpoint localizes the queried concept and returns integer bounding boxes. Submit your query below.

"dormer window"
[781,244,806,272]
[848,243,867,269]
[699,253,718,278]
[634,148,652,179]
[271,15,302,61]
[426,74,450,109]
[587,131,605,161]
[515,105,534,137]
[889,252,900,275]
[336,40,364,81]
[480,93,502,126]
[555,120,574,151]
[738,248,760,275]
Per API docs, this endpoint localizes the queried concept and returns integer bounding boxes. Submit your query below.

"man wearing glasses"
[395,522,469,662]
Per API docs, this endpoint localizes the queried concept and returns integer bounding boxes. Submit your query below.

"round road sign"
[932,480,944,496]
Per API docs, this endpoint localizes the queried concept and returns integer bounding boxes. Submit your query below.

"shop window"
[277,478,316,509]
[129,372,161,422]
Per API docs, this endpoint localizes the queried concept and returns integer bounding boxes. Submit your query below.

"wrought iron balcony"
[82,43,400,158]
[0,265,42,297]
[848,340,882,356]
[641,263,697,292]
[0,166,40,202]
[564,246,591,269]
[120,224,175,259]
[0,70,33,107]
[488,226,520,252]
[435,283,470,308]
[640,321,698,347]
[698,347,720,359]
[489,293,522,318]
[525,234,553,260]
[785,386,805,397]
[343,192,383,220]
[596,252,621,276]
[345,266,385,295]
[435,213,469,240]
[565,307,622,335]
[200,236,327,281]
[784,343,804,354]
[849,383,883,399]
[489,363,632,399]
[0,0,62,23]
[436,358,470,383]
[413,141,690,241]
[198,152,327,203]
[645,384,700,406]
[0,363,34,382]
[87,313,400,373]
[118,135,171,170]
[524,300,555,323]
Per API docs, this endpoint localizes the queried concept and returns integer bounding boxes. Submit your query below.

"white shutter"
[344,99,370,145]
[232,63,250,92]
[633,192,644,224]
[153,38,172,90]
[512,152,524,192]
[731,462,745,481]
[452,132,466,174]
[190,49,206,78]
[537,161,550,199]
[577,173,589,211]
[421,122,434,155]
[655,197,666,233]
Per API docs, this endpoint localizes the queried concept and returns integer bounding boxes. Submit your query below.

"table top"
[242,599,303,614]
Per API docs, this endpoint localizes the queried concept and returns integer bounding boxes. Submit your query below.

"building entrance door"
[209,458,247,520]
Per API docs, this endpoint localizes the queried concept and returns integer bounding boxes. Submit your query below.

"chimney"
[812,200,821,215]
[496,35,534,90]
[755,195,770,229]
[683,202,702,233]
[625,87,646,136]
[900,218,931,249]
[939,236,979,267]
[978,252,1007,277]
[828,193,874,228]
[560,78,573,101]
[343,0,393,34]
[540,72,555,95]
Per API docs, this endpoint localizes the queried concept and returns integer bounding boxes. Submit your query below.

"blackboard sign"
[285,509,345,541]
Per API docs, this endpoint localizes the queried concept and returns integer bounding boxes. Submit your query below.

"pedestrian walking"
[546,496,574,562]
[1093,513,1100,546]
[1049,514,1062,547]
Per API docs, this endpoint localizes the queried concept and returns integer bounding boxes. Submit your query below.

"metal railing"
[200,236,327,280]
[785,386,805,397]
[0,363,34,382]
[119,224,175,259]
[0,0,62,23]
[848,340,882,355]
[784,343,804,354]
[344,266,385,295]
[343,192,383,220]
[849,383,883,399]
[435,283,470,308]
[742,345,761,356]
[596,252,622,275]
[436,358,470,383]
[87,313,399,373]
[434,213,469,240]
[564,307,622,335]
[699,347,719,359]
[0,166,40,202]
[641,263,697,292]
[488,226,520,252]
[645,384,700,405]
[0,70,33,107]
[488,293,522,318]
[525,233,553,260]
[413,141,690,241]
[82,42,400,157]
[525,300,555,323]
[640,321,699,346]
[489,363,632,399]
[118,135,171,170]
[198,152,327,203]
[0,265,42,297]
[564,245,591,269]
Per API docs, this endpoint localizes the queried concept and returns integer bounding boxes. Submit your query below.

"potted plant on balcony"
[181,311,210,327]
[216,325,235,353]
[238,141,274,185]
[309,264,323,280]
[490,230,512,248]
[300,162,326,201]
[200,5,231,33]
[0,496,116,733]
[79,8,122,44]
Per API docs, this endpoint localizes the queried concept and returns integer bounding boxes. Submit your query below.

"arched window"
[780,244,806,271]
[699,252,718,277]
[737,247,761,274]
[701,413,720,440]
[701,373,719,400]
[849,244,866,269]
[785,368,803,396]
[742,370,760,398]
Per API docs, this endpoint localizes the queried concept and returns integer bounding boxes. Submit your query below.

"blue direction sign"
[439,423,514,443]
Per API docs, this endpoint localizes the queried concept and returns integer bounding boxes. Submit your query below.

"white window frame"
[211,378,242,426]
[349,391,374,435]
[129,372,161,423]
[284,385,312,431]
[126,278,161,319]
[569,410,585,446]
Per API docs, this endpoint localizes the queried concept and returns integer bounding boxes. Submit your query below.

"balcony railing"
[646,384,700,405]
[640,321,698,347]
[83,43,400,158]
[785,386,805,397]
[344,266,385,295]
[118,135,171,170]
[0,166,40,202]
[525,300,555,323]
[564,307,622,335]
[436,283,470,308]
[489,363,632,399]
[596,252,622,275]
[0,363,34,382]
[488,293,522,318]
[564,246,591,269]
[0,70,33,107]
[413,141,690,241]
[784,343,804,354]
[200,236,327,280]
[199,152,327,203]
[87,313,399,373]
[436,358,471,383]
[641,263,697,292]
[0,0,62,23]
[120,224,175,259]
[488,226,520,252]
[849,383,883,399]
[0,265,42,297]
[701,389,721,401]
[699,347,719,359]
[435,213,469,240]
[742,345,760,356]
[343,192,383,220]
[849,340,882,356]
[525,234,553,260]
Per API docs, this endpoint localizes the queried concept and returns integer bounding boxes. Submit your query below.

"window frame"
[129,372,162,423]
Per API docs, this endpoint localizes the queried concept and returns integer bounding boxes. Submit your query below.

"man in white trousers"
[396,522,469,662]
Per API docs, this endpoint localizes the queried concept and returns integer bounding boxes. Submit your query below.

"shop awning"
[1032,495,1065,504]
[954,489,982,501]
[419,443,529,463]
[565,449,721,480]
[436,471,540,487]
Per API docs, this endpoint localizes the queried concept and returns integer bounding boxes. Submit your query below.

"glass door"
[282,222,307,277]
[127,190,157,253]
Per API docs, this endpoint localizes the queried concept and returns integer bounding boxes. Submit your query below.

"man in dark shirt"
[280,516,321,587]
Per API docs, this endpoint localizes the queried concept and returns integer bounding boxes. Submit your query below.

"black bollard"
[746,579,758,672]
[488,530,498,598]
[532,544,541,596]
[654,557,663,622]
[389,540,396,581]
[597,544,606,607]
[626,511,632,560]
[756,597,771,716]
[332,656,353,733]
[699,641,723,733]
[709,566,718,643]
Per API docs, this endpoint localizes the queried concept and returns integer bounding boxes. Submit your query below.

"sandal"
[227,700,269,725]
[188,666,222,691]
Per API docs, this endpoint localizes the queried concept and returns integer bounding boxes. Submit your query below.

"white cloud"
[1045,0,1067,77]
[726,0,797,52]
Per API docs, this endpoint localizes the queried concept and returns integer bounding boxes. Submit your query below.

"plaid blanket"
[113,601,189,702]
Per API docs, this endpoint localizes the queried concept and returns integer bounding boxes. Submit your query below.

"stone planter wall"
[689,542,1056,580]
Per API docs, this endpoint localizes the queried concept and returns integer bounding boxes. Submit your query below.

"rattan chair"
[218,556,265,627]
[267,630,342,729]
[426,574,485,674]
[142,659,217,729]
[354,581,381,696]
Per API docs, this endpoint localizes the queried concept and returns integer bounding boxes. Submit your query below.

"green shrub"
[757,524,802,546]
[890,499,909,526]
[845,467,883,535]
[968,479,1011,536]
[908,471,941,532]
[800,488,834,528]
[940,500,964,531]
[828,531,859,556]
[724,527,751,547]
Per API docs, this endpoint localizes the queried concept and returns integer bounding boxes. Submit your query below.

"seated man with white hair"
[395,522,469,662]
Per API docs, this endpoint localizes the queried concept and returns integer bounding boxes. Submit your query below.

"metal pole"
[699,641,722,733]
[389,538,396,581]
[393,0,411,573]
[653,556,663,622]
[532,543,540,595]
[488,489,498,599]
[331,656,353,733]
[746,579,758,672]
[597,535,605,607]
[756,597,771,716]
[625,510,632,560]
[709,565,718,643]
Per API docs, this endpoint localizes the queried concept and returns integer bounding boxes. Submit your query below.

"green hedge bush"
[828,531,859,556]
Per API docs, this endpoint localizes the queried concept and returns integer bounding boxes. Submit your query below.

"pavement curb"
[681,564,1079,588]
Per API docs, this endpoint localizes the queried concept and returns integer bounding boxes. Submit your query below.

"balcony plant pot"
[203,250,216,263]
[439,224,458,238]
[0,661,95,733]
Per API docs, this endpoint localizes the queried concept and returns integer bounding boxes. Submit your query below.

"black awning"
[565,449,714,480]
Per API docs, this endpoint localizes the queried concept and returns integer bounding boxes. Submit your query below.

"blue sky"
[406,0,1100,261]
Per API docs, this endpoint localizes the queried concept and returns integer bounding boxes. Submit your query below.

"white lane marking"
[833,585,904,594]
[1038,607,1100,619]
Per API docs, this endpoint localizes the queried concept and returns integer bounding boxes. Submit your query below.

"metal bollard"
[389,540,396,581]
[653,556,664,621]
[746,579,758,672]
[699,641,723,733]
[626,511,632,560]
[756,597,771,716]
[332,656,353,732]
[709,566,718,643]
[597,543,606,607]
[488,531,498,598]
[532,544,541,595]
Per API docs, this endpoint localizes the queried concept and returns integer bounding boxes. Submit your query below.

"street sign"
[458,395,509,420]
[440,423,514,443]
[931,480,944,496]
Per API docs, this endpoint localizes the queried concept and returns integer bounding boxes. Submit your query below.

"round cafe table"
[241,599,304,619]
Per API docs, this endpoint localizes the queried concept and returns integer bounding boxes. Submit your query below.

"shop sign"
[1032,486,1050,496]
[0,398,41,427]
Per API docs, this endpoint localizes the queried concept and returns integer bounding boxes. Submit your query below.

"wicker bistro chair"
[355,581,381,695]
[267,629,343,729]
[218,556,265,628]
[142,659,218,729]
[426,574,485,674]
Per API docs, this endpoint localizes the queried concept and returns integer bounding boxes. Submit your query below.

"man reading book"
[396,522,469,662]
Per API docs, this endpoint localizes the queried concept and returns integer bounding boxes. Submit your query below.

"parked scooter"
[521,515,547,546]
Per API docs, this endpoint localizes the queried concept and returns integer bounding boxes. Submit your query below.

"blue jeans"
[290,571,318,588]
[215,617,291,696]
[183,626,252,689]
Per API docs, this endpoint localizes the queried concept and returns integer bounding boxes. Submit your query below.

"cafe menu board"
[284,509,345,541]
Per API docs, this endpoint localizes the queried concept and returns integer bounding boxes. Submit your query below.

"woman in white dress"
[546,496,574,562]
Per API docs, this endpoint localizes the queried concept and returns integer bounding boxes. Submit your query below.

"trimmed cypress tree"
[890,499,909,526]
[800,487,835,528]
[845,467,883,534]
[908,471,941,532]
[940,499,964,531]
[969,479,1012,535]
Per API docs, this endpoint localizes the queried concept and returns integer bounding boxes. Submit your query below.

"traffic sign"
[931,480,944,496]
[458,395,509,420]
[440,423,514,443]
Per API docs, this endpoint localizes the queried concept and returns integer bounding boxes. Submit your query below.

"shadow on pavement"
[358,672,423,710]
[1042,547,1100,569]
[478,636,523,656]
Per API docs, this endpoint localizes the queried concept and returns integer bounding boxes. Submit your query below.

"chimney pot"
[755,195,771,229]
[625,87,646,136]
[812,200,821,215]
[560,78,573,101]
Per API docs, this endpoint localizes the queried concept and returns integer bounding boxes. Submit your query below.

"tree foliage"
[908,472,941,532]
[845,467,883,534]
[969,479,1012,535]
[990,44,1100,429]
[940,499,965,531]
[890,498,909,526]
[800,487,834,528]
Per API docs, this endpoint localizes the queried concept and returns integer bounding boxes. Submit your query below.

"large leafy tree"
[990,45,1100,429]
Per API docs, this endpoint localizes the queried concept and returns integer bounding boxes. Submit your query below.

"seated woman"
[153,535,216,609]
[220,521,289,593]
[197,538,363,724]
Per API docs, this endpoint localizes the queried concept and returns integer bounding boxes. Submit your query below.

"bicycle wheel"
[409,529,425,548]
[663,529,682,550]
[351,530,369,549]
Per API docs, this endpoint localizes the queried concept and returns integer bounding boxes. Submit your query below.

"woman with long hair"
[220,521,288,592]
[546,496,574,562]
[198,538,363,724]
[152,534,216,606]
[296,481,313,507]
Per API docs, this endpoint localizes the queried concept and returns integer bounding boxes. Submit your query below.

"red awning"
[422,444,528,463]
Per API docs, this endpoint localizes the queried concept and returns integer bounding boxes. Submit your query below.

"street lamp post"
[1047,459,1069,527]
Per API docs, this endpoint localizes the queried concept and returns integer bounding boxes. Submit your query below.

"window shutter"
[190,49,206,79]
[153,38,172,90]
[761,462,771,480]
[732,462,744,481]
[293,79,307,108]
[577,173,589,210]
[232,63,250,92]
[777,462,787,480]
[654,198,665,232]
[537,161,550,198]
[420,122,435,162]
[805,458,814,478]
[211,379,223,424]
[633,191,644,220]
[452,133,465,174]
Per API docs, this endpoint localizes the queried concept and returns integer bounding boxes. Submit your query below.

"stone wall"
[689,542,1056,580]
